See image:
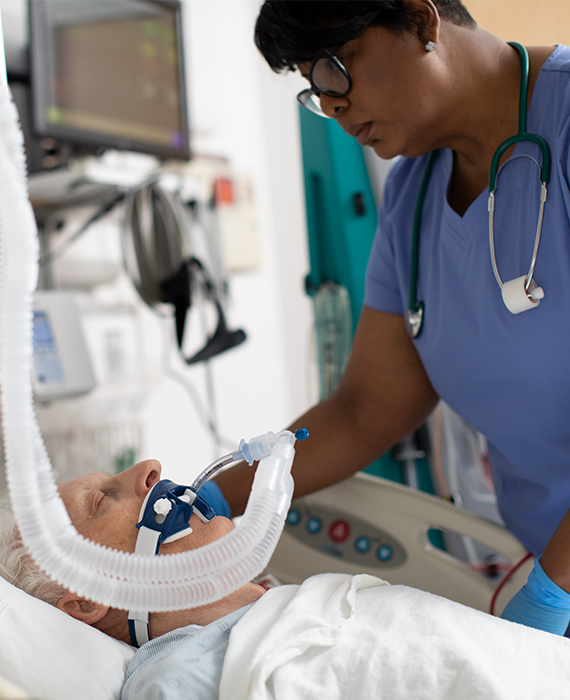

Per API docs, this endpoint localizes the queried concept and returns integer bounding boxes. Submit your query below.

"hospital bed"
[264,471,532,614]
[0,471,532,700]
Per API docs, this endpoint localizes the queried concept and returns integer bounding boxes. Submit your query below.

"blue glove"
[501,558,570,635]
[198,481,231,519]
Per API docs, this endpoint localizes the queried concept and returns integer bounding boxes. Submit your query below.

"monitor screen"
[29,0,190,161]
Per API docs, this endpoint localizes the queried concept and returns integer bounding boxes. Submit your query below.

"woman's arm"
[215,306,439,516]
[539,507,570,593]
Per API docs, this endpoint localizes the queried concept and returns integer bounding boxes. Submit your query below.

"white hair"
[0,497,67,606]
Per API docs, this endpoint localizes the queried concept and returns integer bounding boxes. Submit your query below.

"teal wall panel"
[300,107,377,333]
[298,106,437,493]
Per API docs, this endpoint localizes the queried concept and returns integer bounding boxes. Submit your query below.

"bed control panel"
[285,503,407,569]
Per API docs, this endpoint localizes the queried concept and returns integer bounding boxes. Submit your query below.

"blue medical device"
[135,480,216,553]
[128,479,216,648]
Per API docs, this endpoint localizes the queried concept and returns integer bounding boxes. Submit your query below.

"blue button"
[286,509,301,526]
[376,544,393,562]
[355,536,371,553]
[306,517,322,534]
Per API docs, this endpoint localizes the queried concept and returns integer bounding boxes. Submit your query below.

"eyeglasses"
[297,50,352,119]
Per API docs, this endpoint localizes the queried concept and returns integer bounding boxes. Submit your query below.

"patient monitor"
[32,291,96,401]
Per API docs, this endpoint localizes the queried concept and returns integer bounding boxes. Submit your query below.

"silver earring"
[425,41,437,52]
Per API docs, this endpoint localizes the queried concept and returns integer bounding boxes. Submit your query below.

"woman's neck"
[442,34,554,215]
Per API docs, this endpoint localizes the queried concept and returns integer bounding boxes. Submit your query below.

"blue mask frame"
[128,479,216,647]
[136,479,216,552]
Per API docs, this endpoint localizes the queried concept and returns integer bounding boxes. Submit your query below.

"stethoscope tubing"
[488,157,547,292]
[488,42,551,192]
[408,149,438,318]
[408,42,552,337]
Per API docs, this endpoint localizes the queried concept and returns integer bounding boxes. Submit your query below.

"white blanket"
[219,573,570,700]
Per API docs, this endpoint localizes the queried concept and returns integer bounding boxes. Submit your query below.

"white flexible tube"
[0,87,296,611]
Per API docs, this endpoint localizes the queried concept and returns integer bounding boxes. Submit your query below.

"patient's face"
[58,461,233,554]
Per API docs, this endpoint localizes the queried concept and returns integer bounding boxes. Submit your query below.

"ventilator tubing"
[0,87,297,612]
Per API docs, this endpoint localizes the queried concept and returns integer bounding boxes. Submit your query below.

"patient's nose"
[119,459,162,497]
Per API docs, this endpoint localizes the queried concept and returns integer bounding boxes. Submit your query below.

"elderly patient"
[2,460,570,700]
[0,460,264,632]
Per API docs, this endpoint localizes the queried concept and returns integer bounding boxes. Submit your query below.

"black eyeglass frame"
[296,50,352,117]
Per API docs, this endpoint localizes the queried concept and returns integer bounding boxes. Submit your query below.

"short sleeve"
[363,155,423,316]
[364,202,404,314]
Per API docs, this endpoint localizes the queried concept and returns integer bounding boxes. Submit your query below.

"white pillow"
[0,576,134,700]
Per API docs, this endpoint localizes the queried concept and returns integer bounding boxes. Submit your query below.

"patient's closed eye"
[90,489,115,517]
[86,491,104,518]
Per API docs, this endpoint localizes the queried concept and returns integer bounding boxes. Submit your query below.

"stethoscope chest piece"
[501,275,544,314]
[406,303,424,338]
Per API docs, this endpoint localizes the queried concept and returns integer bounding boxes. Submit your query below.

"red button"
[329,520,350,543]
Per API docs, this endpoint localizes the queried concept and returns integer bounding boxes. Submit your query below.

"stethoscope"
[406,42,552,339]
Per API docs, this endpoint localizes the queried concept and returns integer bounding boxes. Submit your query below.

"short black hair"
[254,1,476,72]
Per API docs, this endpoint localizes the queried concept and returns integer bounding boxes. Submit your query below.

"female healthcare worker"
[215,0,570,562]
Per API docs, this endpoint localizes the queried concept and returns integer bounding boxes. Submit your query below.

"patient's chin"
[163,515,234,554]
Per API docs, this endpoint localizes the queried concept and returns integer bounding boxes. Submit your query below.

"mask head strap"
[127,479,216,647]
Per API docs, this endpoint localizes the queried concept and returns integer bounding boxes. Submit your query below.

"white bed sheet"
[220,573,570,700]
[0,576,134,700]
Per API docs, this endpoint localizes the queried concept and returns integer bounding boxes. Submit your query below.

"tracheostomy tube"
[0,84,306,612]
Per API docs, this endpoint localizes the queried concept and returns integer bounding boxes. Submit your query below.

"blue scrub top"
[364,45,570,556]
